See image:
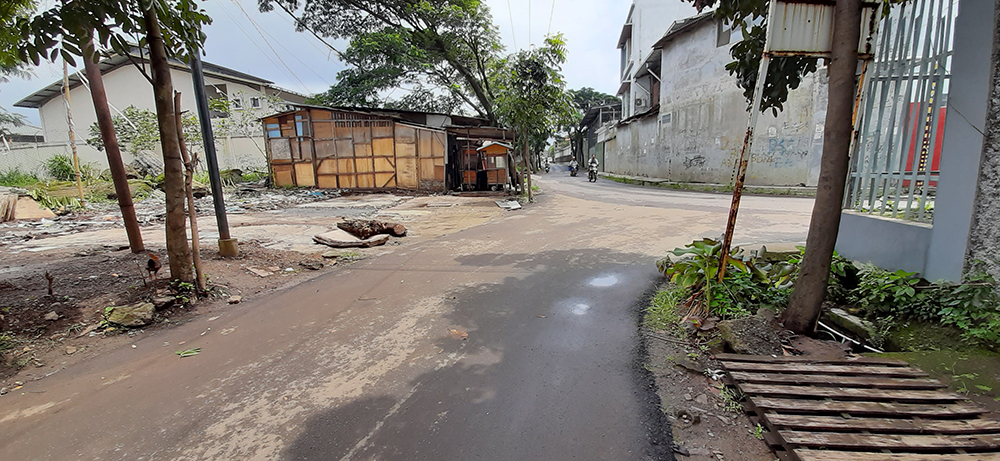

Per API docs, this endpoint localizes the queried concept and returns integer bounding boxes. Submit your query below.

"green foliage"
[657,238,792,320]
[29,186,81,210]
[271,0,502,120]
[16,0,211,68]
[847,267,1000,348]
[0,168,39,187]
[646,286,687,331]
[43,154,78,181]
[86,105,201,174]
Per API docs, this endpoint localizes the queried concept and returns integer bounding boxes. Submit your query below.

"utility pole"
[782,0,863,333]
[190,52,238,257]
[83,39,144,253]
[62,60,86,206]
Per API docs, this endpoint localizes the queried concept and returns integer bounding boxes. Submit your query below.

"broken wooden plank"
[313,231,390,248]
[752,398,985,417]
[781,430,1000,450]
[728,371,945,389]
[720,361,929,377]
[766,414,1000,434]
[796,450,1000,461]
[715,353,909,366]
[738,383,965,401]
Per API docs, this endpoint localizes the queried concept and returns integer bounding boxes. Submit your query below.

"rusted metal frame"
[847,9,897,210]
[719,54,771,282]
[867,5,907,214]
[890,0,936,219]
[877,0,923,217]
[914,2,953,222]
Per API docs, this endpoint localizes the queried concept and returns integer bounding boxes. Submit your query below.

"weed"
[719,385,744,413]
[0,332,16,353]
[0,168,39,187]
[750,424,766,440]
[645,286,686,330]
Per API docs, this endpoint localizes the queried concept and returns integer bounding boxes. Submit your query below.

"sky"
[0,0,701,126]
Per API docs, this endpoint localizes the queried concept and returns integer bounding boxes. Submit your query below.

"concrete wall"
[0,135,269,177]
[607,18,828,186]
[963,0,1000,282]
[619,0,677,118]
[38,65,270,143]
[836,212,932,274]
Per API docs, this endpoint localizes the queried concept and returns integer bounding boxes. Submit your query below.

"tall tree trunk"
[83,39,144,254]
[523,137,533,202]
[782,0,862,334]
[144,6,193,282]
[175,92,205,294]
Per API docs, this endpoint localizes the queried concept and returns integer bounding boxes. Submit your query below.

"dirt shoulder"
[0,190,507,387]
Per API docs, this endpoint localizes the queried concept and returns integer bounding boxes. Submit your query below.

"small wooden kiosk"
[477,142,512,191]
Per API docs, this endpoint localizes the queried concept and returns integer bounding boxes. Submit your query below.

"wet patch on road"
[285,250,675,460]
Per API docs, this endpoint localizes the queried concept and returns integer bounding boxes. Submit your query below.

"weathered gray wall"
[836,212,932,274]
[924,0,998,281]
[964,0,1000,282]
[607,18,828,186]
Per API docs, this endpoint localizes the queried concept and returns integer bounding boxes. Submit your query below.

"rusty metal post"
[718,54,771,282]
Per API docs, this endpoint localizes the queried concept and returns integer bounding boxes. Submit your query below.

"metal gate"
[844,0,957,223]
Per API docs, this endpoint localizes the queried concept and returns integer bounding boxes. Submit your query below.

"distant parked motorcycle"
[588,165,598,182]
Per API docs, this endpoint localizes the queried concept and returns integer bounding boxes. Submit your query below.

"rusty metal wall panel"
[766,1,881,57]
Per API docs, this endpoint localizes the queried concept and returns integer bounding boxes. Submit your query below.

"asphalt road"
[0,173,813,460]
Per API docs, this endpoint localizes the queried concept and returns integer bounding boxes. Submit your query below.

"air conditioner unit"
[635,98,644,107]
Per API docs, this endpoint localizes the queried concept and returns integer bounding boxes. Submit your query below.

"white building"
[7,50,306,174]
[616,0,679,120]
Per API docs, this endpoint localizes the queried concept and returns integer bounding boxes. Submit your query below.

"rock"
[824,307,875,340]
[104,302,155,327]
[44,311,59,321]
[246,267,273,278]
[694,394,709,405]
[152,296,175,310]
[227,296,242,304]
[300,261,323,271]
[313,229,390,248]
[65,346,77,355]
[321,250,341,259]
[717,315,783,356]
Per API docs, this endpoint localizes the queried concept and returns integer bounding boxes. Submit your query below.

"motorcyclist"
[588,155,599,171]
[569,158,579,173]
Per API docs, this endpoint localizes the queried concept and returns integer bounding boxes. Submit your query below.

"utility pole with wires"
[61,59,86,207]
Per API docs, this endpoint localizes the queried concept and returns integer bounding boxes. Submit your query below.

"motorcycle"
[588,166,598,182]
[569,165,578,177]
[544,163,550,173]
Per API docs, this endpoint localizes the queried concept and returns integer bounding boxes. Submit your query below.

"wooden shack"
[476,142,512,191]
[263,107,447,190]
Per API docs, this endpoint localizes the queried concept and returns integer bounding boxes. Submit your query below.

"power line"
[506,0,518,50]
[226,0,312,93]
[547,0,556,37]
[528,0,532,46]
[213,2,301,91]
[228,0,333,87]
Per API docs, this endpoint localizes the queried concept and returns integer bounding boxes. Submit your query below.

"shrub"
[0,168,39,187]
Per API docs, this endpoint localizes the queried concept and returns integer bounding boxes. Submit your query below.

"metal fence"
[844,0,957,223]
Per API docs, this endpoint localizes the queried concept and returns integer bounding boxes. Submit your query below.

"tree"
[17,0,211,282]
[209,90,282,162]
[86,106,201,174]
[491,35,576,200]
[562,87,617,161]
[684,0,865,333]
[0,0,33,138]
[260,0,503,121]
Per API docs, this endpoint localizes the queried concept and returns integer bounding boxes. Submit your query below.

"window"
[265,123,280,138]
[717,20,732,47]
[250,97,260,108]
[232,98,243,109]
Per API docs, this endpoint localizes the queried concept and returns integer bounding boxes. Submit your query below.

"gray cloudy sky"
[2,0,700,125]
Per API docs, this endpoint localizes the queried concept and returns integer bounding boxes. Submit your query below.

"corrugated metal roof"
[651,12,714,50]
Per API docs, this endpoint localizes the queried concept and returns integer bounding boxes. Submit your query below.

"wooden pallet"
[717,353,1000,461]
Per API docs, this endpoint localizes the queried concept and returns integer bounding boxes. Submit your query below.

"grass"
[0,168,40,187]
[606,174,817,197]
[645,285,687,331]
